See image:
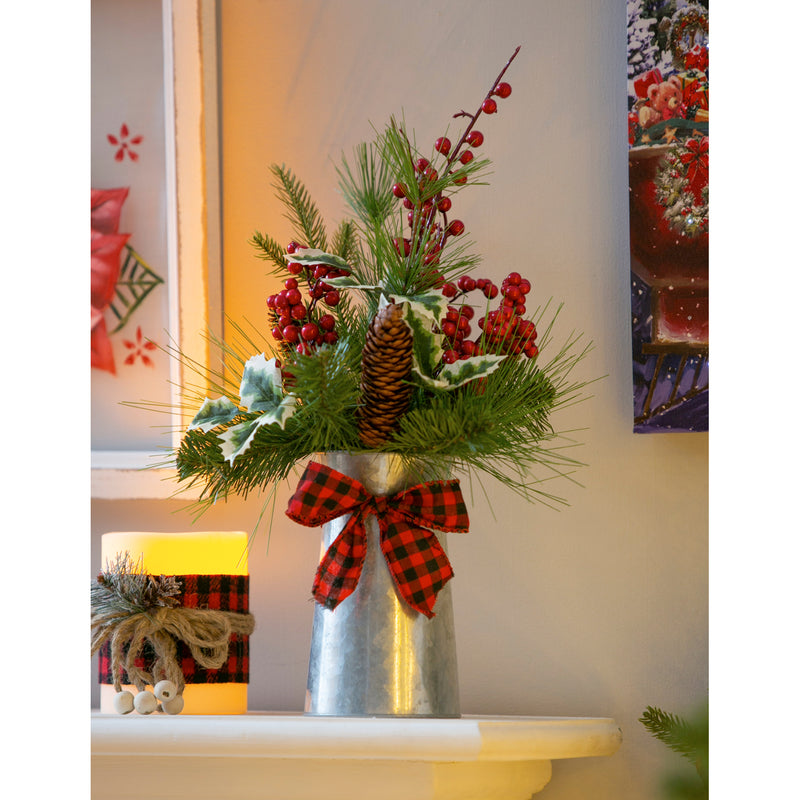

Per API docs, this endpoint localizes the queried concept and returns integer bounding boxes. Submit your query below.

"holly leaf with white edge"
[388,290,450,328]
[399,298,445,381]
[389,291,507,391]
[211,354,297,464]
[187,396,240,433]
[283,248,350,270]
[414,353,506,391]
[239,353,286,412]
[325,274,382,291]
[218,396,297,464]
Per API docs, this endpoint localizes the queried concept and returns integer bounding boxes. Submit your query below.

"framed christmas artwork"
[626,1,708,432]
[91,0,222,498]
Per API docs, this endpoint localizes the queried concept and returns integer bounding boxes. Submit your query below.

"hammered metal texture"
[304,452,460,718]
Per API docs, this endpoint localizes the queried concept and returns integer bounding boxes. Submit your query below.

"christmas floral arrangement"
[168,47,591,523]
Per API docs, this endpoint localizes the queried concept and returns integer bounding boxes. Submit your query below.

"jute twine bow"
[91,606,255,693]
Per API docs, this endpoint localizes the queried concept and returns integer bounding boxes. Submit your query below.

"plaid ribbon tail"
[380,515,455,618]
[311,512,367,611]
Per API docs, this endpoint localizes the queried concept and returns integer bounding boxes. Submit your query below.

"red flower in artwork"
[680,137,709,201]
[107,123,143,161]
[122,326,157,366]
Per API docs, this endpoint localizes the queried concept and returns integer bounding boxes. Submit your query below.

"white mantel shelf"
[91,712,622,800]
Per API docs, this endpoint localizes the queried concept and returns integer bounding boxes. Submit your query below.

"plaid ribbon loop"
[286,461,469,618]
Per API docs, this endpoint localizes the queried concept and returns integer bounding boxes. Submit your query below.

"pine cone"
[357,302,413,447]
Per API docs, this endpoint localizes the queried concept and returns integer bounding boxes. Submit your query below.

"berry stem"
[447,46,521,169]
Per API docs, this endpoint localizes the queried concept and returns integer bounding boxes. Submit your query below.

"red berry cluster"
[390,50,519,283]
[267,241,349,355]
[435,270,538,364]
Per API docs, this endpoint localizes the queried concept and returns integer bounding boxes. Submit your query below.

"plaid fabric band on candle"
[97,574,251,685]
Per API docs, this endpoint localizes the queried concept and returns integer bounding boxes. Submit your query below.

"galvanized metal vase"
[304,451,460,718]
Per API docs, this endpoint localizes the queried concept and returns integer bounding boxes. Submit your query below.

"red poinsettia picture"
[91,187,130,374]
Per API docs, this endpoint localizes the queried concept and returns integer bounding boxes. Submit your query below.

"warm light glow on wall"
[99,531,250,715]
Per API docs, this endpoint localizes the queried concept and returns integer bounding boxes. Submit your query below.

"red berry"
[286,241,302,253]
[437,196,452,213]
[290,304,307,320]
[484,283,499,299]
[452,171,467,185]
[466,130,484,147]
[323,330,339,345]
[402,197,415,210]
[267,294,278,309]
[447,220,465,236]
[271,326,283,341]
[460,304,475,320]
[459,150,474,165]
[415,157,430,173]
[460,340,476,357]
[482,98,498,114]
[282,325,299,343]
[457,275,476,292]
[325,290,340,306]
[494,82,512,98]
[392,182,407,198]
[287,261,303,275]
[519,278,531,294]
[435,137,451,155]
[286,288,301,305]
[442,321,458,338]
[441,283,457,298]
[507,272,522,285]
[319,314,336,331]
[284,277,298,290]
[275,291,289,309]
[442,349,459,364]
[393,237,411,257]
[301,322,319,341]
[504,286,521,301]
[296,342,312,356]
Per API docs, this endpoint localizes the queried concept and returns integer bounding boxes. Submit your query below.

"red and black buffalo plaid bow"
[286,461,469,618]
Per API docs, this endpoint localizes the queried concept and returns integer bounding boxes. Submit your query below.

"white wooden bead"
[133,690,158,715]
[153,680,178,703]
[161,695,185,715]
[112,690,135,715]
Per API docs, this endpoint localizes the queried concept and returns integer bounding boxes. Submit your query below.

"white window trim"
[92,0,220,500]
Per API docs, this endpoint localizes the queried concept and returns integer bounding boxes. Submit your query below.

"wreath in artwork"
[654,136,709,237]
[668,4,709,70]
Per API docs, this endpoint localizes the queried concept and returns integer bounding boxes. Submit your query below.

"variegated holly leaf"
[391,290,450,328]
[187,396,240,432]
[239,353,285,412]
[399,298,444,380]
[218,395,297,464]
[283,248,349,270]
[325,275,382,291]
[414,353,506,390]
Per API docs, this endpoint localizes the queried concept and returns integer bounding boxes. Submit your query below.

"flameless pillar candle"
[98,531,250,714]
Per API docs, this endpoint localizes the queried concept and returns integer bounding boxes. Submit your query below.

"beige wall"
[92,1,708,797]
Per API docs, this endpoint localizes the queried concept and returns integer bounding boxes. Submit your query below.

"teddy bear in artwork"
[646,75,686,125]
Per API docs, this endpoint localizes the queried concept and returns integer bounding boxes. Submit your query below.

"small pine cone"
[357,302,413,447]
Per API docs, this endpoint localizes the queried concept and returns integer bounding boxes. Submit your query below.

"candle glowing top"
[101,531,248,575]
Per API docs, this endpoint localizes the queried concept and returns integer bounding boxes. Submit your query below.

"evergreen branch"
[250,230,288,274]
[270,164,328,250]
[640,705,708,779]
